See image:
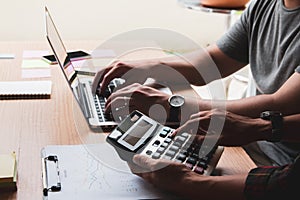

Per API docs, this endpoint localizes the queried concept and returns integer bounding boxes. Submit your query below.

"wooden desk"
[0,41,256,200]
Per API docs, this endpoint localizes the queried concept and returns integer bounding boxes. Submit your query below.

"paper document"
[41,144,177,200]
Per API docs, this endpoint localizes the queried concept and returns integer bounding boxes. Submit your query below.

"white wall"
[0,0,230,46]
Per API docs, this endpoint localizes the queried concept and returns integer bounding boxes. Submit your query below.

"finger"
[92,67,112,94]
[105,83,142,107]
[127,161,150,175]
[133,155,172,173]
[109,82,142,95]
[132,154,154,170]
[112,78,142,92]
[100,62,130,95]
[105,96,132,114]
[105,91,133,111]
[176,118,202,135]
[190,110,211,120]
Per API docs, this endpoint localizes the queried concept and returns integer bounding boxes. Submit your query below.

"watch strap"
[260,111,283,142]
[169,107,180,122]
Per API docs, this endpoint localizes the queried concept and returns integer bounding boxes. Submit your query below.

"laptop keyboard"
[93,95,109,122]
[89,79,124,122]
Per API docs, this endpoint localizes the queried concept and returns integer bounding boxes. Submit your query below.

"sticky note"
[22,69,51,78]
[22,59,50,69]
[23,50,49,59]
[91,49,116,58]
[0,153,16,182]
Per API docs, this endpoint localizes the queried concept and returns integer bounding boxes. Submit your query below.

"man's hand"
[105,83,171,122]
[92,60,156,95]
[130,154,195,194]
[174,109,271,146]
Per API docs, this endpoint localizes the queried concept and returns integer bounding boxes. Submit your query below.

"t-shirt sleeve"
[216,1,254,63]
[244,155,300,200]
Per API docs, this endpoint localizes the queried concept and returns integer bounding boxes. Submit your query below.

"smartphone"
[42,50,91,64]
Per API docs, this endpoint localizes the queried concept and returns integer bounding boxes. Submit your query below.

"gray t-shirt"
[217,0,300,165]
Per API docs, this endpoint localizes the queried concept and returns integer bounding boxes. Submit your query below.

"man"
[131,142,300,200]
[93,0,300,166]
[127,111,300,200]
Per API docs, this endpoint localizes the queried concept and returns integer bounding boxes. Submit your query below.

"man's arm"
[176,110,300,146]
[92,44,246,94]
[152,44,246,86]
[197,72,300,117]
[245,155,300,200]
[131,154,300,200]
[130,154,248,200]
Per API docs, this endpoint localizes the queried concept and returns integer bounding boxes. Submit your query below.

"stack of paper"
[0,153,17,191]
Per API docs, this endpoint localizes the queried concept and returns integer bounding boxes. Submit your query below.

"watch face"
[169,95,185,108]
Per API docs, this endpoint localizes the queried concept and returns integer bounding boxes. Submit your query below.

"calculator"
[106,110,224,175]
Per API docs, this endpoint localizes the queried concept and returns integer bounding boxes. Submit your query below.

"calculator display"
[122,120,153,146]
[116,113,157,151]
[117,112,142,134]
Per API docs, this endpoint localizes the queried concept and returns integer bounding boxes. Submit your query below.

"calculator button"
[176,136,186,143]
[157,147,166,154]
[180,149,188,156]
[194,166,204,174]
[181,132,189,138]
[160,142,169,148]
[185,163,193,170]
[197,161,208,169]
[176,153,187,162]
[186,157,197,166]
[162,155,172,160]
[159,131,168,138]
[146,150,152,155]
[153,140,160,147]
[164,137,172,143]
[163,128,171,133]
[152,152,161,159]
[173,141,182,148]
[108,130,122,140]
[169,145,179,152]
[191,153,200,159]
[165,150,176,158]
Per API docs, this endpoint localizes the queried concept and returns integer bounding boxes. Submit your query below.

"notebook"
[0,81,52,100]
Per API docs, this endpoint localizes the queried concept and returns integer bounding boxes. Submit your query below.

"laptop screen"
[45,7,76,83]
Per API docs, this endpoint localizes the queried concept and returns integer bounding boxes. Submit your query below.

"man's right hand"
[92,60,157,95]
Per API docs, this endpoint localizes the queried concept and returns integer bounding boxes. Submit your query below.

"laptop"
[45,7,123,131]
